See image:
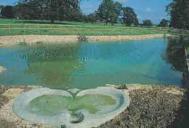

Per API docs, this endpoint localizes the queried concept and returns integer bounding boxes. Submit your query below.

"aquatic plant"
[78,35,88,42]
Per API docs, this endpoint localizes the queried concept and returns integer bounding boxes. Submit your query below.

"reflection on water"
[165,36,189,87]
[165,37,187,73]
[24,44,82,89]
[0,38,187,89]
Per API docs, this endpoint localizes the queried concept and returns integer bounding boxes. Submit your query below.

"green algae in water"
[27,60,80,87]
[28,94,116,116]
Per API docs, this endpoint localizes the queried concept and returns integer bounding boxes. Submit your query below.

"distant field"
[0,19,168,36]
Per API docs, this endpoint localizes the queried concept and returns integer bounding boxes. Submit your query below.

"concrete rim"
[13,87,130,128]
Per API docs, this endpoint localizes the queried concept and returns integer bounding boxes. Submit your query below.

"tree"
[114,2,122,17]
[97,0,122,25]
[15,0,41,20]
[159,19,169,27]
[143,19,153,26]
[122,7,138,26]
[1,6,15,18]
[87,13,97,23]
[167,0,189,29]
[0,5,4,17]
[16,0,81,23]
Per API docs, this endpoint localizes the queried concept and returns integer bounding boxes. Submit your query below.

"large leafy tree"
[167,0,189,29]
[122,7,138,26]
[86,13,97,23]
[1,6,15,18]
[16,0,81,23]
[15,0,41,19]
[159,19,169,27]
[97,0,122,25]
[142,19,153,26]
[114,2,122,17]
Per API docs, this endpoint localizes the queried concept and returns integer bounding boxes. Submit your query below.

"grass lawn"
[0,18,168,36]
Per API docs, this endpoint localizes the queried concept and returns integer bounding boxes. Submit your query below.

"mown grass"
[0,18,168,36]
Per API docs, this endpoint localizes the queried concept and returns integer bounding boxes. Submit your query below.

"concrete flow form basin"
[13,87,130,128]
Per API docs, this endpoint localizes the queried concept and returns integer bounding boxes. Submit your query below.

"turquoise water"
[0,38,184,89]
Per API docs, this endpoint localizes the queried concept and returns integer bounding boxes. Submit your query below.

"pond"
[0,38,185,89]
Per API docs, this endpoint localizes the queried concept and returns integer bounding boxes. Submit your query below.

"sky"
[0,0,172,24]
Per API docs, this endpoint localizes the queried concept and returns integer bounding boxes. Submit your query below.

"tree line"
[0,0,170,27]
[167,0,189,30]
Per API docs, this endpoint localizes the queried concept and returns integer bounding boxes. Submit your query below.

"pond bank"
[99,86,184,128]
[0,34,165,46]
[0,85,185,128]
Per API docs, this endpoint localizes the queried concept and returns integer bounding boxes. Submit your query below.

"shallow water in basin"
[0,38,185,89]
[28,94,116,116]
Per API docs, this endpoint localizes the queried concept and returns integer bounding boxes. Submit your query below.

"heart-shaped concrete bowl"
[13,87,130,128]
